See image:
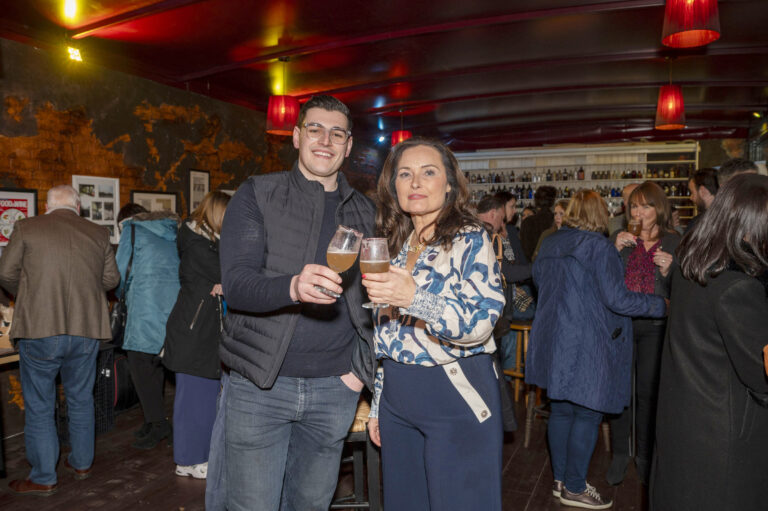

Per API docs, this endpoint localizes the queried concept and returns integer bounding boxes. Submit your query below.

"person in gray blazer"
[0,185,120,496]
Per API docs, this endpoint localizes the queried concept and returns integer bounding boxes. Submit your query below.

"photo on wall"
[0,188,38,247]
[130,191,178,215]
[72,175,120,243]
[189,169,210,214]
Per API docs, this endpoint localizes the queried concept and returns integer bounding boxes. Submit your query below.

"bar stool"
[502,320,532,402]
[330,397,382,511]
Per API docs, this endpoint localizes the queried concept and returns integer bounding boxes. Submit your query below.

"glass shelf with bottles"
[464,164,695,186]
[468,179,694,203]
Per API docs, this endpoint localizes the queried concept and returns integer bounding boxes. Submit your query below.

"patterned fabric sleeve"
[369,363,384,418]
[401,228,504,346]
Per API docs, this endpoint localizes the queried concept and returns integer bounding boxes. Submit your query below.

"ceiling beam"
[178,0,664,81]
[297,44,768,101]
[70,0,206,40]
[366,80,768,116]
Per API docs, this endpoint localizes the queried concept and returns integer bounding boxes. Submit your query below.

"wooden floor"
[0,386,648,511]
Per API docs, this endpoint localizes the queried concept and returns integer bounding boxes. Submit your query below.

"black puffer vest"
[219,165,376,389]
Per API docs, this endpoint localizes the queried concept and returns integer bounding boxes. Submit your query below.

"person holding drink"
[607,181,680,486]
[362,138,505,511]
[215,95,376,511]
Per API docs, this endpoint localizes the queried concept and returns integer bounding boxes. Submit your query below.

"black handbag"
[110,224,135,347]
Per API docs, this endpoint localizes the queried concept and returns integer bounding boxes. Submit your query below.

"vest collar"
[288,161,355,202]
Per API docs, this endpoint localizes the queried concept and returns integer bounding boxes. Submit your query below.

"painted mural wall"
[0,36,383,437]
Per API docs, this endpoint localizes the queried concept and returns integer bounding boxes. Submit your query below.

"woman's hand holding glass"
[615,230,638,251]
[361,266,417,309]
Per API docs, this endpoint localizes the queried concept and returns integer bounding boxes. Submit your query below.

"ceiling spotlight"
[67,47,82,62]
[64,0,77,20]
[752,112,763,119]
[378,136,386,143]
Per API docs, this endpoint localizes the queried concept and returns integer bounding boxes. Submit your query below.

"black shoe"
[133,422,152,439]
[605,455,630,486]
[132,420,171,450]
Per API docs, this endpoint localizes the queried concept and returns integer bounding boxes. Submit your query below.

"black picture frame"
[188,169,210,214]
[130,190,178,214]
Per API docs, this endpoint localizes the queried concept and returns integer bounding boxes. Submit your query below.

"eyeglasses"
[303,122,351,145]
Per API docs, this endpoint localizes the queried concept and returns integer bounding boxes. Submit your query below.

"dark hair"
[117,203,148,223]
[190,191,231,235]
[718,158,758,182]
[476,194,505,214]
[376,137,480,255]
[677,173,768,285]
[690,168,719,196]
[628,181,675,240]
[494,190,514,204]
[534,186,557,210]
[296,95,352,130]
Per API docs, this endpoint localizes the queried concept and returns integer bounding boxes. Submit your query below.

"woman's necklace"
[408,232,426,254]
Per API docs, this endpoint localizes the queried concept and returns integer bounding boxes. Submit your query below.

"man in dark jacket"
[215,95,375,511]
[520,185,557,261]
[0,185,120,496]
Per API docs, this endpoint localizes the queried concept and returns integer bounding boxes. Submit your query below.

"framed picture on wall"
[189,169,210,214]
[131,191,177,214]
[0,188,38,247]
[72,175,120,244]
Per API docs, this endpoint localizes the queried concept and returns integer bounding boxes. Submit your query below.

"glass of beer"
[627,219,642,237]
[317,225,363,298]
[360,238,391,309]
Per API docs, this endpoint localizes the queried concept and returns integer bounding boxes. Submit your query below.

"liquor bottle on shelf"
[577,166,585,180]
[670,183,677,196]
[546,168,553,181]
[526,185,533,199]
[509,170,515,182]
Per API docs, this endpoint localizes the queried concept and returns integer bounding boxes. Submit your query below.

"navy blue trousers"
[379,355,503,511]
[173,372,220,466]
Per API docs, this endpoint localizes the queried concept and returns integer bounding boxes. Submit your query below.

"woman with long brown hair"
[163,190,231,479]
[607,181,680,486]
[362,138,505,511]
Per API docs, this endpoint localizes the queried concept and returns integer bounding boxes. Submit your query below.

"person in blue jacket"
[116,204,180,449]
[526,190,666,510]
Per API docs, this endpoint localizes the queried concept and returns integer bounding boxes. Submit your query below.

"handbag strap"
[121,224,136,301]
[491,233,506,288]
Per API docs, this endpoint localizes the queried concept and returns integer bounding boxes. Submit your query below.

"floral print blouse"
[370,227,505,417]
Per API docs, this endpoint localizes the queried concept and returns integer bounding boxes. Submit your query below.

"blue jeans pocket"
[20,338,59,361]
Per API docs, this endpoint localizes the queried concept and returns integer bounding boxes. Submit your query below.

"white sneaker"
[175,462,208,479]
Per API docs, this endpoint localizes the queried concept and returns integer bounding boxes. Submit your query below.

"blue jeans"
[548,400,603,494]
[18,335,99,485]
[225,371,360,511]
[205,370,229,511]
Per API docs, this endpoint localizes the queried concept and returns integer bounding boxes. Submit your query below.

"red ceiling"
[2,0,766,150]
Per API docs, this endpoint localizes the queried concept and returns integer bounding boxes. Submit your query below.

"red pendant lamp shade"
[655,85,686,130]
[662,0,720,48]
[391,130,412,147]
[266,95,300,136]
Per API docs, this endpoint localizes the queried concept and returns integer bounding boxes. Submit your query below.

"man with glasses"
[212,95,376,510]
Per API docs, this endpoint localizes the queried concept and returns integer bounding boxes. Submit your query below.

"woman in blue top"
[526,190,666,510]
[362,138,505,511]
[116,204,180,449]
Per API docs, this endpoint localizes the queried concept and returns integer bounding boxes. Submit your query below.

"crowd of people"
[0,95,766,511]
